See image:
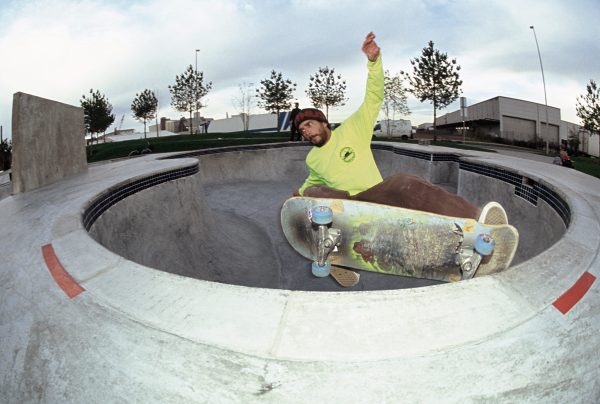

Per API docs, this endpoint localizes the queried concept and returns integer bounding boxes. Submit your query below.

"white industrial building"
[149,111,292,134]
[436,96,598,157]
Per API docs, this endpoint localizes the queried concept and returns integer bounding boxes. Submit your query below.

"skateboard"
[281,197,519,283]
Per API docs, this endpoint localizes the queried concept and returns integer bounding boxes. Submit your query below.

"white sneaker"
[479,202,508,225]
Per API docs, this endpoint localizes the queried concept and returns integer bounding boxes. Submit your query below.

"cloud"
[0,0,598,137]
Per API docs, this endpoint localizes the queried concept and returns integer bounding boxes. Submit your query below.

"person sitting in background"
[559,146,573,168]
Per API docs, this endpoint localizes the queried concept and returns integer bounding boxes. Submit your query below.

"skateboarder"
[293,32,507,225]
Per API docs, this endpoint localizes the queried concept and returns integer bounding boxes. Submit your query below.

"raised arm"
[345,32,383,140]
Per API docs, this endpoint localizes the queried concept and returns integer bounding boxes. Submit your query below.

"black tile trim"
[371,143,461,162]
[515,183,538,205]
[161,142,311,159]
[82,163,199,231]
[431,154,461,162]
[460,160,571,226]
[460,161,522,186]
[536,182,571,226]
[371,143,433,161]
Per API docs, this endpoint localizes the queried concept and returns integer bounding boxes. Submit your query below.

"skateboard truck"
[310,206,341,277]
[455,224,495,279]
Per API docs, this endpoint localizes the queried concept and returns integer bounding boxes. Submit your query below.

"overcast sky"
[1,0,599,138]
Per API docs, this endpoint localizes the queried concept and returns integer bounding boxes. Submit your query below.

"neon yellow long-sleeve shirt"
[299,56,384,196]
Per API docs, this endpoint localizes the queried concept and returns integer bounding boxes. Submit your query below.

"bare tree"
[233,82,255,132]
[382,70,411,137]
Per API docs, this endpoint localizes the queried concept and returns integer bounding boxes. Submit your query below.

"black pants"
[290,125,301,141]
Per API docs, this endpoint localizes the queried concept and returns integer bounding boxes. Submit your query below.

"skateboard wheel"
[312,261,331,277]
[474,234,495,256]
[311,206,333,225]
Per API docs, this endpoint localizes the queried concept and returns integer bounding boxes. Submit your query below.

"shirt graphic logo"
[339,147,356,163]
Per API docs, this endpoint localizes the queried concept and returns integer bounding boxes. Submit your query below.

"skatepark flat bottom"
[88,174,441,292]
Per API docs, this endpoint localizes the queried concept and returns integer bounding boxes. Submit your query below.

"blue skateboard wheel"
[311,206,333,225]
[474,234,495,256]
[312,261,331,277]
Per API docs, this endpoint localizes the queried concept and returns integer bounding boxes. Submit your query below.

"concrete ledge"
[11,92,86,193]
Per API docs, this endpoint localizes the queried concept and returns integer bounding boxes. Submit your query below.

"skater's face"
[299,120,330,147]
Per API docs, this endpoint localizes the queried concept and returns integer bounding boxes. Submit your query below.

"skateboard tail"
[473,224,519,277]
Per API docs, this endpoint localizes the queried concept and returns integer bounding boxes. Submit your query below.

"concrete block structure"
[437,96,598,157]
[436,96,561,146]
[150,111,294,135]
[11,92,86,194]
[207,111,291,133]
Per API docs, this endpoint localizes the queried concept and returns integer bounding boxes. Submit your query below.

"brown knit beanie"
[293,108,328,127]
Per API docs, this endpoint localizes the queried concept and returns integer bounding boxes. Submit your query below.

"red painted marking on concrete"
[553,272,596,315]
[42,244,85,298]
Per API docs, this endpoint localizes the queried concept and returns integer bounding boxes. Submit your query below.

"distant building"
[148,113,213,134]
[208,112,291,133]
[436,96,560,144]
[150,111,294,134]
[435,96,598,157]
[561,121,598,157]
[108,128,135,137]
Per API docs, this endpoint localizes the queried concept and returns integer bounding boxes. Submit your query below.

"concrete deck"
[1,142,599,402]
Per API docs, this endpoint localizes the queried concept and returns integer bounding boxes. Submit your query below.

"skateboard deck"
[281,197,519,282]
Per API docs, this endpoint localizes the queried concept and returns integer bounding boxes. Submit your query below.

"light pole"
[155,88,160,138]
[530,25,550,153]
[194,49,200,134]
[460,96,467,143]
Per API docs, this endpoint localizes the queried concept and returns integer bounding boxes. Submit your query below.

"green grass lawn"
[572,155,600,179]
[86,131,289,162]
